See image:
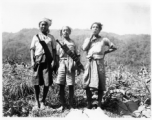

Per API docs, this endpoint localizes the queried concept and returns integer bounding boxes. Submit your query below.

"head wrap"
[39,18,52,27]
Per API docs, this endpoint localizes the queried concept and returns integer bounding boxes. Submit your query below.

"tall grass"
[2,63,151,117]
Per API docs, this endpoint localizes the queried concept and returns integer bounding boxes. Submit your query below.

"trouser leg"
[86,88,92,109]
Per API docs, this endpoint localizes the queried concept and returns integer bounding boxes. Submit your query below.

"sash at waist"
[86,54,104,60]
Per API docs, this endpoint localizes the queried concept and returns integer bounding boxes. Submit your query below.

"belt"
[60,58,68,60]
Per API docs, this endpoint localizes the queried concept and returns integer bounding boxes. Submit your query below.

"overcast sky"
[1,0,151,35]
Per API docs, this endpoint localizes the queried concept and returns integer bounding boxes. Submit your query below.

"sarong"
[83,58,106,91]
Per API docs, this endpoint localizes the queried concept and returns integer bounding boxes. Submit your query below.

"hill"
[2,28,151,72]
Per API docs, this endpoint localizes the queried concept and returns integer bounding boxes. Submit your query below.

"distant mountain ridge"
[2,28,151,71]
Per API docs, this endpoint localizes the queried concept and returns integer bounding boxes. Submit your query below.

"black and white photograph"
[1,0,151,118]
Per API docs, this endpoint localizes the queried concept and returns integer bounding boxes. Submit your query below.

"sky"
[1,0,151,35]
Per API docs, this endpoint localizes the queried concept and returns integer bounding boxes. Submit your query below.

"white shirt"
[56,38,79,58]
[30,33,56,56]
[82,36,113,59]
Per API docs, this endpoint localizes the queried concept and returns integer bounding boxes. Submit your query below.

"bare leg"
[41,86,49,105]
[86,88,92,109]
[69,85,74,108]
[34,85,40,108]
[59,85,65,108]
[98,90,103,108]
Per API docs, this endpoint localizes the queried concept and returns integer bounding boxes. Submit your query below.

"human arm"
[30,36,36,67]
[50,35,57,63]
[51,36,59,73]
[74,42,84,75]
[104,45,117,55]
[104,38,117,55]
[30,49,35,67]
[51,49,59,74]
[82,34,94,51]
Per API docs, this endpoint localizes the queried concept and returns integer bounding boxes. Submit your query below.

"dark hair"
[90,22,103,30]
[60,26,72,36]
[39,21,50,33]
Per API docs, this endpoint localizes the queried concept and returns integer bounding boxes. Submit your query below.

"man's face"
[39,21,48,33]
[91,24,100,35]
[62,27,70,38]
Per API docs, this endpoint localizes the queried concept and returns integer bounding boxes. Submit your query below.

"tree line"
[2,28,151,72]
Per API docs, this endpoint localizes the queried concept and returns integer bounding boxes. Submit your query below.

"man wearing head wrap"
[39,18,52,27]
[30,18,57,109]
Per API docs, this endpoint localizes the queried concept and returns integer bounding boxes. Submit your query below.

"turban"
[39,18,52,27]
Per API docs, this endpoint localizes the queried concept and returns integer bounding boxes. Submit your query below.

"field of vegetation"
[2,62,151,117]
[2,29,151,117]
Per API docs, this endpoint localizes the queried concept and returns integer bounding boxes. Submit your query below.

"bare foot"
[57,106,65,111]
[40,102,45,109]
[32,102,40,110]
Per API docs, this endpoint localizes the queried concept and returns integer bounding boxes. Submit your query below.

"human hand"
[52,61,59,74]
[51,61,55,68]
[31,61,35,67]
[90,32,95,39]
[104,51,108,57]
[76,69,81,76]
